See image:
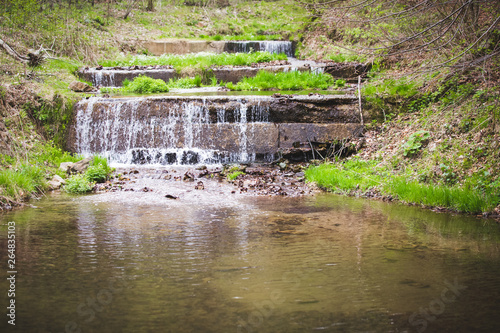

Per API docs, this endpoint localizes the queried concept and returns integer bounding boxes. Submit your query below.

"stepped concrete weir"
[144,40,296,56]
[78,62,370,87]
[67,94,362,165]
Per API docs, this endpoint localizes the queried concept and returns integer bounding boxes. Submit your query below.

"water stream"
[1,172,500,332]
[74,97,273,165]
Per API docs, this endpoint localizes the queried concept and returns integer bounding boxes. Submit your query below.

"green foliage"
[0,164,46,199]
[387,177,497,214]
[327,51,366,63]
[227,171,245,181]
[122,75,169,94]
[335,79,345,87]
[64,156,112,193]
[98,52,287,71]
[64,174,94,194]
[305,159,499,214]
[305,160,382,193]
[363,78,419,99]
[402,131,430,157]
[22,94,77,147]
[34,143,82,167]
[166,75,204,89]
[0,142,83,202]
[226,70,338,91]
[85,156,112,183]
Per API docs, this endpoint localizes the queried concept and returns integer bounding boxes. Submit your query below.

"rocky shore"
[95,163,319,198]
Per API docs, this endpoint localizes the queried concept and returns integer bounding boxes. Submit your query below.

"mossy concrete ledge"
[144,40,227,55]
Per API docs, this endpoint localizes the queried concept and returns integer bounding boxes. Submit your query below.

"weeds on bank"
[122,75,170,94]
[200,34,283,41]
[226,70,342,91]
[0,144,81,203]
[98,52,287,70]
[101,75,216,94]
[65,156,113,194]
[305,159,499,214]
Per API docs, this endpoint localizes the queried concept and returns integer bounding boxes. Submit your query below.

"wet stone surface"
[94,163,318,199]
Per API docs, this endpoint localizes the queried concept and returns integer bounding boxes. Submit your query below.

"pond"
[1,170,500,332]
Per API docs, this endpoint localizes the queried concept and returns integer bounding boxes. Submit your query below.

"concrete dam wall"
[67,95,362,165]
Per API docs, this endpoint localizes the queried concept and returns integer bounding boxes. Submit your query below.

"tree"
[298,0,500,72]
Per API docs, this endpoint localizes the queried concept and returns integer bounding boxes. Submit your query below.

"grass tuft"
[226,70,340,91]
[305,160,499,214]
[99,52,287,70]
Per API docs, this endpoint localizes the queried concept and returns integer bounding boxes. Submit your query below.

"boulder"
[59,162,74,173]
[70,157,93,174]
[69,81,95,92]
[47,174,66,190]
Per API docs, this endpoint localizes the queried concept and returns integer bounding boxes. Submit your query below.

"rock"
[183,172,195,181]
[243,180,257,188]
[47,174,66,190]
[59,162,74,173]
[69,81,95,93]
[195,181,204,190]
[70,157,93,174]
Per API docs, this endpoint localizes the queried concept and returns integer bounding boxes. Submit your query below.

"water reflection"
[1,192,499,332]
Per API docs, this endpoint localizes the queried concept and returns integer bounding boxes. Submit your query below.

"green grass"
[98,52,287,70]
[199,34,283,41]
[0,144,81,202]
[226,70,340,91]
[64,174,94,194]
[64,155,113,194]
[165,76,203,89]
[327,47,367,63]
[0,164,46,199]
[305,159,499,214]
[305,160,383,193]
[122,76,170,94]
[85,155,112,183]
[101,75,217,94]
[362,78,419,99]
[227,171,245,181]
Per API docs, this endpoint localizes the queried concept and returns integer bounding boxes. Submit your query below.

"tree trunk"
[146,0,154,11]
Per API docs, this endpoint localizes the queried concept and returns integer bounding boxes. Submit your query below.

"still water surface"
[1,182,500,332]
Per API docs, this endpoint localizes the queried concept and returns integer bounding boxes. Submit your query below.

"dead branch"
[0,38,51,67]
[0,37,30,63]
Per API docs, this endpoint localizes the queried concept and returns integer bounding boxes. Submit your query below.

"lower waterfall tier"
[68,95,362,165]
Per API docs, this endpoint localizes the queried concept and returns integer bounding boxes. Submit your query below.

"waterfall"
[225,41,294,57]
[89,70,116,87]
[73,97,272,166]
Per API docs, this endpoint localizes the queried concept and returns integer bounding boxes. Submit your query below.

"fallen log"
[0,37,46,67]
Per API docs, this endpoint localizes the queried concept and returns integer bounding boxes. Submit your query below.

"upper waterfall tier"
[68,95,361,165]
[224,41,295,57]
[144,40,296,56]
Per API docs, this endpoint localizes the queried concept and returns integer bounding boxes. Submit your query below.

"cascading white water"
[90,70,116,87]
[226,41,294,57]
[74,97,272,166]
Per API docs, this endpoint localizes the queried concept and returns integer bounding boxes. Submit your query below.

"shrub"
[85,155,112,183]
[227,171,245,181]
[122,75,169,94]
[226,70,336,91]
[402,131,430,157]
[64,174,94,194]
